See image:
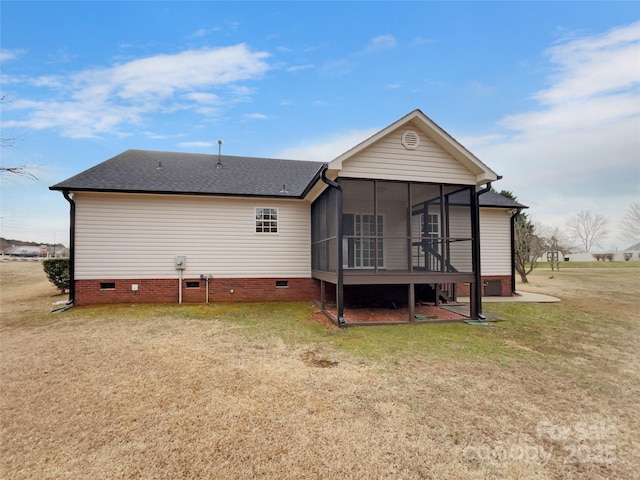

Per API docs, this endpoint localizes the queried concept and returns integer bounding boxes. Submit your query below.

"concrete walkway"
[458,291,561,303]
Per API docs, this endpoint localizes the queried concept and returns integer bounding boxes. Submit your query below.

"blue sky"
[1,1,639,249]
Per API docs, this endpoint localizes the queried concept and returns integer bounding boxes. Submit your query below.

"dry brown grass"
[1,260,638,479]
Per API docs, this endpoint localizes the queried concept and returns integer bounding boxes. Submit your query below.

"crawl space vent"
[401,130,420,150]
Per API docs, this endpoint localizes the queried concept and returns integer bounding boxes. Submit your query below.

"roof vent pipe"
[216,140,223,169]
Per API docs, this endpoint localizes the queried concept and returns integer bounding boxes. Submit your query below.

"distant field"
[1,261,638,479]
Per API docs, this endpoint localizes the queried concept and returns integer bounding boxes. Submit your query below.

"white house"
[51,110,525,325]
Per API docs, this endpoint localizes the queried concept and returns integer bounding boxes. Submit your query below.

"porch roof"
[448,190,528,209]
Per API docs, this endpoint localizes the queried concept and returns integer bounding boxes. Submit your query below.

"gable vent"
[401,130,420,150]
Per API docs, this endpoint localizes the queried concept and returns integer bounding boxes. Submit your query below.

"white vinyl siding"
[377,200,408,270]
[447,207,513,275]
[448,207,473,273]
[338,125,476,184]
[74,192,311,279]
[480,208,513,275]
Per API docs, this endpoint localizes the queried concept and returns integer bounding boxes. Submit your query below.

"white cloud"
[144,132,186,140]
[317,34,397,78]
[244,113,270,120]
[464,21,640,246]
[0,48,26,62]
[320,59,352,77]
[537,22,640,104]
[3,45,270,138]
[286,64,314,73]
[501,93,639,132]
[276,128,379,162]
[111,46,269,99]
[184,92,221,104]
[363,34,397,53]
[411,36,434,46]
[467,81,495,98]
[189,27,221,38]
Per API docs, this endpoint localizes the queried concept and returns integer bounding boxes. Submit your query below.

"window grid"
[352,214,383,268]
[256,208,278,233]
[426,213,439,237]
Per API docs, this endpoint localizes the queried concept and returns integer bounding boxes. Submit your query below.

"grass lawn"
[1,260,638,479]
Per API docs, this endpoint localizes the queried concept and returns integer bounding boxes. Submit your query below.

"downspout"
[471,182,492,319]
[62,190,75,306]
[510,209,519,295]
[320,165,345,326]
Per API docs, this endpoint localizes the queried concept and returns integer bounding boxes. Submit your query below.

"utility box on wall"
[484,279,502,296]
[175,256,186,270]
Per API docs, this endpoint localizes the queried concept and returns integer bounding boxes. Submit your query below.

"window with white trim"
[343,213,384,268]
[255,207,278,233]
[425,212,439,237]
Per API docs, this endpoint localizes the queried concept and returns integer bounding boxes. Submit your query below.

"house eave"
[49,186,312,200]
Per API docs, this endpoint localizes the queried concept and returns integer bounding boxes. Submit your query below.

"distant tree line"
[497,191,639,283]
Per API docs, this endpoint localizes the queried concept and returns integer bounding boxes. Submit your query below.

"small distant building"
[5,246,42,257]
[45,245,70,258]
[566,243,640,262]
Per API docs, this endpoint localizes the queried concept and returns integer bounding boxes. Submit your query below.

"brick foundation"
[74,278,320,306]
[456,275,513,297]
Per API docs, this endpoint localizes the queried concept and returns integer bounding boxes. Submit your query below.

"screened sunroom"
[312,178,483,325]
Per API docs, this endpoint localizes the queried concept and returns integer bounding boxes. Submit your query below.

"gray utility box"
[484,280,503,296]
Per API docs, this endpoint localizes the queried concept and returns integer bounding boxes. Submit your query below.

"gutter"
[299,164,328,199]
[61,190,75,306]
[49,187,312,200]
[319,165,345,326]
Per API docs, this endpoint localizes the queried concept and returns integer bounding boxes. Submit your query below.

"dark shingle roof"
[50,149,326,198]
[448,190,528,209]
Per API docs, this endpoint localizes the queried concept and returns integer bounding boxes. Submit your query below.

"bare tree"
[513,219,547,283]
[513,218,536,283]
[0,96,13,147]
[495,190,545,283]
[0,96,37,180]
[619,202,640,244]
[566,211,609,252]
[538,225,571,271]
[0,165,38,180]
